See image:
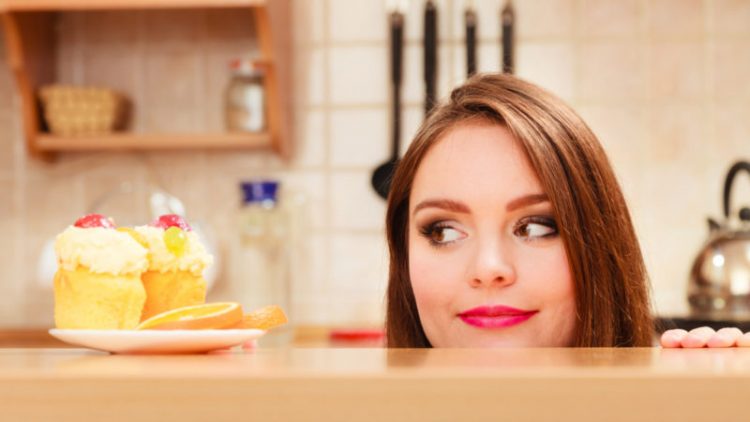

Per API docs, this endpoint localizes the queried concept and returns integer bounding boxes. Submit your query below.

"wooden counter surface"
[0,347,749,420]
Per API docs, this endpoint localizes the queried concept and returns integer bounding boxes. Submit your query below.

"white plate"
[49,328,266,354]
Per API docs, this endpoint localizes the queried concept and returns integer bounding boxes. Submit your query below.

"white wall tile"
[329,46,388,105]
[329,0,387,43]
[291,233,329,305]
[648,0,705,38]
[713,105,750,167]
[295,47,327,107]
[293,0,326,45]
[451,0,502,42]
[329,232,388,296]
[516,42,575,102]
[330,170,387,231]
[476,41,502,74]
[448,41,501,81]
[274,171,328,230]
[578,42,647,102]
[0,204,22,325]
[402,43,427,106]
[401,105,426,155]
[712,0,750,36]
[640,227,702,315]
[646,104,710,164]
[330,108,389,167]
[515,0,575,39]
[649,41,707,101]
[713,41,750,101]
[292,109,327,168]
[77,158,149,226]
[579,0,641,38]
[575,105,648,198]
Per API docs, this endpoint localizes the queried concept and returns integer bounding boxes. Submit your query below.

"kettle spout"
[707,217,722,233]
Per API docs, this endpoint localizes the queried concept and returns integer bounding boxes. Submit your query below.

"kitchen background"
[0,0,749,328]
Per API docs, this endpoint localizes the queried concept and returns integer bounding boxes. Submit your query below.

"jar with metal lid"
[225,59,266,132]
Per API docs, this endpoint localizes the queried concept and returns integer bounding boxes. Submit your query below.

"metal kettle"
[688,160,750,319]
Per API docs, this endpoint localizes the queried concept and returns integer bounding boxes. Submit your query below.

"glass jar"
[225,59,266,132]
[235,180,293,346]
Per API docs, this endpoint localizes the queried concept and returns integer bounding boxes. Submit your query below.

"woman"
[385,73,747,349]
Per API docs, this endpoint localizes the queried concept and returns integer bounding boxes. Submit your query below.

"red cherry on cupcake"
[150,214,192,231]
[73,213,116,229]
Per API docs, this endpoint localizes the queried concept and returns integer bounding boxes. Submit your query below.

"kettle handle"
[722,160,750,218]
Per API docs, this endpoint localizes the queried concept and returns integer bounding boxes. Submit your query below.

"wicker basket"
[39,85,126,136]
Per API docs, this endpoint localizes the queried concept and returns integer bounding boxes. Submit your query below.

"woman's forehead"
[410,123,544,209]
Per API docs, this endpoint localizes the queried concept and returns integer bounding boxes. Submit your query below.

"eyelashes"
[419,221,465,247]
[418,215,559,248]
[512,216,558,239]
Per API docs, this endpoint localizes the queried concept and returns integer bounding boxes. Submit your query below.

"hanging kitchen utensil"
[501,0,515,74]
[688,160,750,319]
[424,0,437,115]
[465,0,477,77]
[371,2,405,200]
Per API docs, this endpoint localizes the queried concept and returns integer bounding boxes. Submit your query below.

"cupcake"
[134,214,213,320]
[53,214,149,329]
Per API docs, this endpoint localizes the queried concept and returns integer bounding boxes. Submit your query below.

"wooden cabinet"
[0,0,292,160]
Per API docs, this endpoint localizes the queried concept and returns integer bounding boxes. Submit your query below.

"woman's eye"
[514,217,558,240]
[420,223,465,246]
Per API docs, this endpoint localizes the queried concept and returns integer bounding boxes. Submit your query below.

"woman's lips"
[458,305,538,329]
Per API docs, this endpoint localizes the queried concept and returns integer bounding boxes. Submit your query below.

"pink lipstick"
[458,305,538,329]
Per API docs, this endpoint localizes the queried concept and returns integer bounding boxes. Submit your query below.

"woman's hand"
[661,327,750,348]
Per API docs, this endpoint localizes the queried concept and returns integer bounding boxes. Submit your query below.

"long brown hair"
[385,74,653,347]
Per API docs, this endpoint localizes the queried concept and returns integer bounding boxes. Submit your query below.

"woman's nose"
[469,237,516,288]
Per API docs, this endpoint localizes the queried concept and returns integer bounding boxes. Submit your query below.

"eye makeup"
[418,220,465,248]
[512,215,558,240]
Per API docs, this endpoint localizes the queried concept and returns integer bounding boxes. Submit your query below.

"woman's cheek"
[410,245,462,305]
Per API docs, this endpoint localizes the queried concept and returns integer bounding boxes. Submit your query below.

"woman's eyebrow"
[412,199,470,216]
[506,193,549,212]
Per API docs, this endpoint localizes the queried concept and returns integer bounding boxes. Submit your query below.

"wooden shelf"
[3,0,268,11]
[0,0,292,160]
[36,132,272,152]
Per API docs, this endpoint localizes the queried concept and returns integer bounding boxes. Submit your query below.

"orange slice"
[232,305,288,330]
[136,302,243,330]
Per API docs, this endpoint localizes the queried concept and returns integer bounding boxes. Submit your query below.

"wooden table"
[0,347,749,420]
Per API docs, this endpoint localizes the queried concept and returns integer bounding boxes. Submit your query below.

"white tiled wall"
[0,0,749,328]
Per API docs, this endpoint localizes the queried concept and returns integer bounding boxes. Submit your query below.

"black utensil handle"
[391,12,404,85]
[466,9,477,77]
[424,0,437,114]
[722,161,750,218]
[501,1,514,74]
[391,11,404,160]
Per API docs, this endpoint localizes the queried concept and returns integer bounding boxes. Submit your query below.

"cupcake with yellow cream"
[134,214,213,320]
[54,214,149,329]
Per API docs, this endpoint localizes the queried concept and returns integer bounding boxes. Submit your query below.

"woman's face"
[408,122,577,347]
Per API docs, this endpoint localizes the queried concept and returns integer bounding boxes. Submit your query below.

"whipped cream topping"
[55,226,149,275]
[133,226,213,275]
